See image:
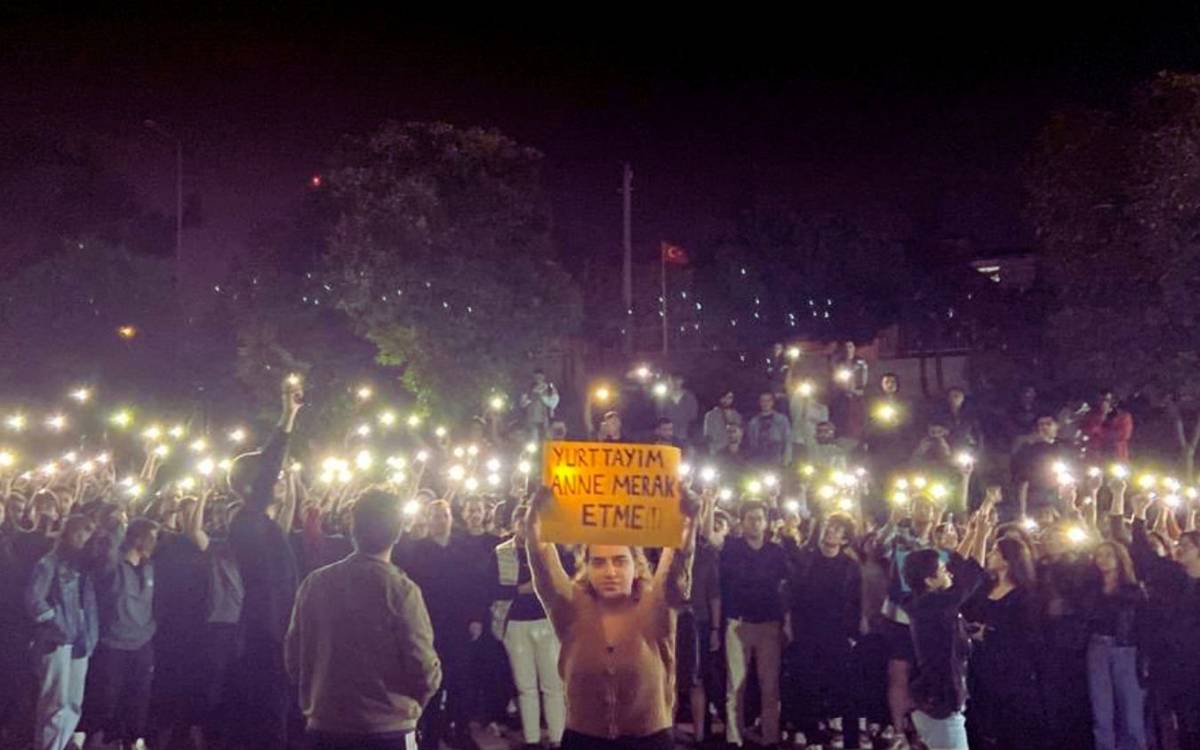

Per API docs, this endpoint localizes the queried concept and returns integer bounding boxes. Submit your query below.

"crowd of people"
[0,345,1197,750]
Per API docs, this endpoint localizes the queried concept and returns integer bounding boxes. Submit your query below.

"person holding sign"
[524,485,697,750]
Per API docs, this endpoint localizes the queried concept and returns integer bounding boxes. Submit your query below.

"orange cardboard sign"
[540,441,684,547]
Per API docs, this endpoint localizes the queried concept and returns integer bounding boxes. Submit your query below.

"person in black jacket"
[784,512,863,749]
[1168,531,1200,750]
[1083,540,1148,750]
[225,376,303,750]
[902,499,994,750]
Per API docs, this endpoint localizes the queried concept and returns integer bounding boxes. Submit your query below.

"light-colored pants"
[503,619,565,745]
[912,710,968,750]
[725,619,781,746]
[35,646,89,750]
[1087,635,1147,750]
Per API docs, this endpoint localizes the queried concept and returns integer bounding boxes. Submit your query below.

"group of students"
[0,367,1193,750]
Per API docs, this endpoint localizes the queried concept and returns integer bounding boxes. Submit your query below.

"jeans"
[503,619,566,744]
[911,710,968,750]
[34,645,89,750]
[725,619,782,746]
[1087,635,1147,750]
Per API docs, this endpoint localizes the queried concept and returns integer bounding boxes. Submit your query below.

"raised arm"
[524,488,574,621]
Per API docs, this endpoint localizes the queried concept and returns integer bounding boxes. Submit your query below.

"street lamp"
[143,119,183,281]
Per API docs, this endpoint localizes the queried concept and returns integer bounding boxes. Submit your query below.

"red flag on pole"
[661,241,688,265]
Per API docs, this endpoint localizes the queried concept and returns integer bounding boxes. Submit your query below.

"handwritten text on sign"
[540,441,683,547]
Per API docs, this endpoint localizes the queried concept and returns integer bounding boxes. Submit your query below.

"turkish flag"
[661,241,689,265]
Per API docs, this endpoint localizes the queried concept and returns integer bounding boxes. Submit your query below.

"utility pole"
[621,163,633,354]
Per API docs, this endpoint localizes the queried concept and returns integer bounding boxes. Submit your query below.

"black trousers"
[308,730,414,750]
[226,631,290,750]
[82,642,154,743]
[561,729,673,750]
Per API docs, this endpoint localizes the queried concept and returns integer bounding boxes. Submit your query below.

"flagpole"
[661,243,669,355]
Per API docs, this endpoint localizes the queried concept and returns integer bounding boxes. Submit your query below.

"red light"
[309,174,322,188]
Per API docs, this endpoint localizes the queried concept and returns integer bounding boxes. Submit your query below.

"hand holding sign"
[539,441,686,547]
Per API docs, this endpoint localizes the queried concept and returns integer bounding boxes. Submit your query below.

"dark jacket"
[907,554,985,719]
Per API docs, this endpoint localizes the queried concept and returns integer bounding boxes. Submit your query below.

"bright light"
[818,485,836,500]
[930,483,949,500]
[116,325,137,340]
[70,387,91,403]
[699,466,718,483]
[1066,526,1088,544]
[1022,517,1039,531]
[1051,461,1068,476]
[487,473,502,487]
[5,414,26,431]
[378,411,397,427]
[1110,464,1130,480]
[652,382,669,398]
[467,444,479,457]
[110,411,133,429]
[169,425,185,439]
[517,460,532,474]
[891,492,909,506]
[955,452,975,469]
[1163,477,1182,493]
[95,453,109,464]
[178,477,196,491]
[127,483,144,498]
[355,424,372,438]
[1164,494,1182,509]
[386,456,406,469]
[747,480,763,495]
[416,450,430,463]
[1187,487,1199,500]
[290,461,303,473]
[448,465,466,482]
[197,458,215,476]
[464,477,480,492]
[355,450,374,470]
[390,472,407,485]
[634,365,652,381]
[486,458,502,473]
[1137,474,1158,491]
[784,499,801,513]
[1086,466,1103,479]
[190,439,207,453]
[286,373,302,386]
[763,473,778,488]
[403,500,422,516]
[895,478,910,491]
[46,415,66,431]
[356,386,373,401]
[228,428,247,444]
[0,451,14,468]
[796,381,815,398]
[834,368,853,384]
[142,425,163,441]
[79,461,94,473]
[489,396,505,412]
[593,386,612,403]
[786,346,801,361]
[62,452,77,464]
[453,446,466,459]
[679,463,692,478]
[218,459,232,471]
[800,464,816,478]
[435,426,448,439]
[838,497,855,511]
[524,442,538,454]
[153,444,170,458]
[406,414,421,429]
[873,403,898,424]
[718,488,733,501]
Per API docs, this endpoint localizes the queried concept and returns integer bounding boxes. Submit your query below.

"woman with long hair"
[962,537,1042,749]
[1085,540,1148,750]
[525,487,696,750]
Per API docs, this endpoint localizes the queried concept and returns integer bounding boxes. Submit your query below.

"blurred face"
[816,422,835,442]
[710,518,730,548]
[1037,417,1058,441]
[929,425,948,440]
[463,501,486,533]
[33,497,59,524]
[1094,544,1119,574]
[1177,536,1200,567]
[601,414,621,438]
[948,390,965,410]
[881,375,898,394]
[913,498,936,525]
[134,528,160,558]
[586,545,636,600]
[742,509,767,542]
[655,422,674,440]
[65,521,95,551]
[427,503,453,538]
[534,372,546,386]
[927,559,953,591]
[759,394,774,414]
[821,521,847,550]
[719,392,734,409]
[1099,392,1115,415]
[934,524,959,551]
[843,341,856,359]
[986,547,1007,575]
[726,425,743,448]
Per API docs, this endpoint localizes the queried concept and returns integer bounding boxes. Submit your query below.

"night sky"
[3,8,1199,292]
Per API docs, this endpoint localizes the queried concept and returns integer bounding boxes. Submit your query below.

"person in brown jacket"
[285,490,442,750]
[526,486,696,750]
